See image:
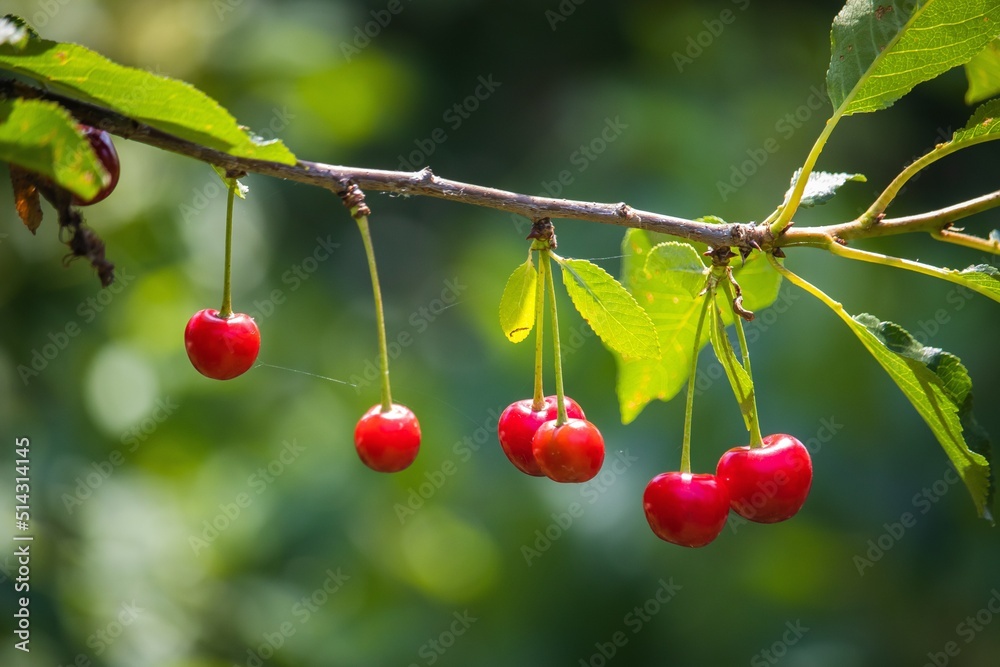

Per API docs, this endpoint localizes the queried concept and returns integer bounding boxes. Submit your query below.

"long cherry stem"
[541,250,568,425]
[218,179,236,318]
[356,215,393,412]
[531,250,546,411]
[681,293,712,475]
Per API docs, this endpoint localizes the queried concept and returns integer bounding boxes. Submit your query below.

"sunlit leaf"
[787,169,867,207]
[613,226,785,423]
[848,313,993,518]
[614,235,708,423]
[638,220,784,323]
[0,98,106,200]
[557,257,659,360]
[828,0,1000,115]
[952,264,1000,303]
[951,97,1000,144]
[965,38,1000,104]
[0,15,296,164]
[499,256,537,344]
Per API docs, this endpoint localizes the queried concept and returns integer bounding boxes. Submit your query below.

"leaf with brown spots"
[828,0,1000,115]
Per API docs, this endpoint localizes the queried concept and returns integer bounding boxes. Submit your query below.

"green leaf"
[965,38,1000,104]
[828,0,1000,116]
[952,264,1000,303]
[0,16,296,164]
[612,229,784,423]
[499,256,538,344]
[787,169,867,207]
[958,393,994,517]
[849,313,993,518]
[640,219,784,320]
[708,300,755,431]
[951,98,1000,144]
[0,98,106,200]
[557,257,660,360]
[614,234,709,423]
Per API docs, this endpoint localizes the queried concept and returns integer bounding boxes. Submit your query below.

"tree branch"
[857,137,1000,230]
[3,78,998,257]
[1,79,768,249]
[779,190,1000,255]
[932,228,1000,255]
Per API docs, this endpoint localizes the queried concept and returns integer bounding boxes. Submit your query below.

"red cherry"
[354,404,421,473]
[184,309,260,380]
[73,125,120,206]
[531,418,604,483]
[716,433,813,523]
[498,395,585,476]
[643,472,730,548]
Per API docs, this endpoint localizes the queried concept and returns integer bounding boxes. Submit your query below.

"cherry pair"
[497,395,605,483]
[643,434,812,547]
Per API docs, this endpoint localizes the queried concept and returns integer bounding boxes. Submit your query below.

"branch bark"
[3,79,998,256]
[782,190,1000,255]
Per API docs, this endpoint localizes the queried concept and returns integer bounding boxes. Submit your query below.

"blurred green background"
[2,1,999,665]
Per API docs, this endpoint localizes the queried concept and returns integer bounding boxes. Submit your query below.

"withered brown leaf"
[9,165,44,234]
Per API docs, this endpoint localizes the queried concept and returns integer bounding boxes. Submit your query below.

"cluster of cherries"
[498,395,605,482]
[73,125,418,473]
[79,126,811,546]
[644,434,813,547]
[496,390,811,547]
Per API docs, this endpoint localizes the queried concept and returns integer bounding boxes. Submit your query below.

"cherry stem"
[681,291,712,475]
[722,280,763,448]
[355,214,393,412]
[531,250,546,412]
[541,250,568,425]
[218,179,236,318]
